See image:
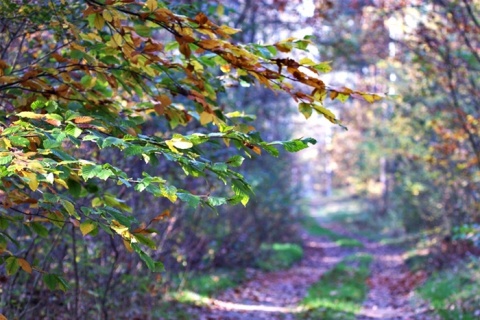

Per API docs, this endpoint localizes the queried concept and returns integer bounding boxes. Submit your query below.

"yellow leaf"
[111,221,132,239]
[80,221,96,236]
[113,33,123,46]
[200,112,214,125]
[167,137,193,150]
[123,239,133,252]
[2,138,12,149]
[61,200,75,216]
[145,0,157,12]
[362,93,382,103]
[217,4,224,16]
[23,171,39,191]
[220,64,231,73]
[93,13,105,30]
[275,42,292,53]
[313,104,337,124]
[218,25,241,35]
[54,178,69,188]
[17,258,32,274]
[102,10,113,22]
[17,111,44,120]
[299,57,316,66]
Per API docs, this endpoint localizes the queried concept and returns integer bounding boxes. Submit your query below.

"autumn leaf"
[145,0,158,12]
[93,13,105,30]
[80,221,96,236]
[17,258,32,274]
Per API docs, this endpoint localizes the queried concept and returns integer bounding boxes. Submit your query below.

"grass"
[417,257,480,319]
[303,216,363,248]
[169,242,304,307]
[257,242,304,271]
[168,269,245,306]
[298,253,373,319]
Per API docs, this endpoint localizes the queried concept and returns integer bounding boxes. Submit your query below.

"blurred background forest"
[1,0,479,319]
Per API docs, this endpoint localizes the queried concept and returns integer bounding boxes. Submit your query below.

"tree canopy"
[0,0,380,284]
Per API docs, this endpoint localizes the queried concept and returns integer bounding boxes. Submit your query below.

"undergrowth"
[417,257,480,319]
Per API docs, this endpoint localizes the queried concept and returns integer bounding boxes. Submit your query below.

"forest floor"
[181,195,438,320]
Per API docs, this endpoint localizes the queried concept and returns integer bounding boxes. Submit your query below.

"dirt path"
[325,223,435,320]
[357,241,433,320]
[192,230,353,319]
[189,222,434,320]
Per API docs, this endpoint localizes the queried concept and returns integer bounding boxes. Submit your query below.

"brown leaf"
[17,258,32,274]
[194,12,209,25]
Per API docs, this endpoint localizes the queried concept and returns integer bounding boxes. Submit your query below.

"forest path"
[192,228,353,319]
[325,222,435,320]
[189,210,434,319]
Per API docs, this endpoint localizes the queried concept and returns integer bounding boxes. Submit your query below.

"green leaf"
[261,143,280,157]
[43,274,68,291]
[55,275,70,291]
[212,163,227,172]
[177,192,201,208]
[131,243,164,272]
[299,103,313,119]
[0,155,13,165]
[282,140,309,152]
[31,100,46,110]
[124,145,143,156]
[227,155,244,167]
[10,136,30,147]
[6,256,19,275]
[313,62,332,73]
[207,196,227,207]
[61,199,79,218]
[232,179,253,204]
[134,234,157,249]
[80,165,102,180]
[102,137,126,148]
[30,222,49,237]
[65,124,82,138]
[43,274,58,290]
[67,179,82,197]
[97,168,114,180]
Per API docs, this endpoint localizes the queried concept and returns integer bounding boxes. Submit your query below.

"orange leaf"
[153,209,171,221]
[194,12,209,25]
[18,258,32,274]
[73,116,94,124]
